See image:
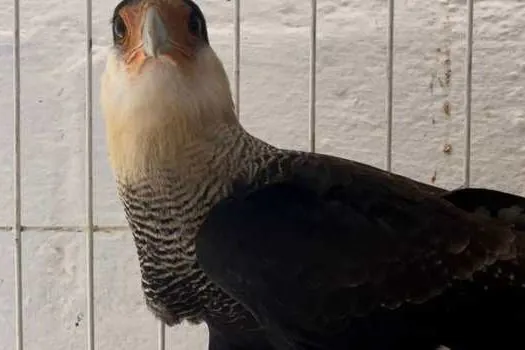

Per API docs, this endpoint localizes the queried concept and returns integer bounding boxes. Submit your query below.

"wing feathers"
[196,152,523,347]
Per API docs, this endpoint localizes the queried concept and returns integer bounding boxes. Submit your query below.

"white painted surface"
[1,0,524,349]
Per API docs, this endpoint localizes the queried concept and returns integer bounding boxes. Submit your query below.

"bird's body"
[101,1,525,349]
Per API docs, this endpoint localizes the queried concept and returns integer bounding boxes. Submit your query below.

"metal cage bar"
[13,0,23,349]
[233,0,241,117]
[309,0,317,153]
[158,320,166,350]
[464,0,474,187]
[386,0,394,172]
[84,0,95,349]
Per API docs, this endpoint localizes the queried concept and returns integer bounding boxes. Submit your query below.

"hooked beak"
[142,6,169,58]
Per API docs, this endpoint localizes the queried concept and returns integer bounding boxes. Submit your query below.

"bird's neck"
[113,121,274,188]
[113,120,280,324]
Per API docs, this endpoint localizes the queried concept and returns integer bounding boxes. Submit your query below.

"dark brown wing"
[196,152,522,349]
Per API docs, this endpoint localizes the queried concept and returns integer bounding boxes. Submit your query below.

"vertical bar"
[84,0,95,349]
[158,320,166,350]
[233,0,241,117]
[386,0,394,172]
[309,0,317,153]
[464,0,474,187]
[13,0,23,349]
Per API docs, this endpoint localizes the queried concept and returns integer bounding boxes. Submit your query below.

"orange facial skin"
[113,0,205,75]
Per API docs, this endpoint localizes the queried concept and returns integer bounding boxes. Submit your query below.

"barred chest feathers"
[116,129,278,325]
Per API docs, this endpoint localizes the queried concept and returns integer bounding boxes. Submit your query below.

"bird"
[100,0,525,349]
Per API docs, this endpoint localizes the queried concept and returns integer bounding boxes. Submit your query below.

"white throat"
[100,45,238,184]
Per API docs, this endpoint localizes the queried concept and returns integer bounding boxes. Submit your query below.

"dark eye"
[112,14,127,42]
[188,11,201,37]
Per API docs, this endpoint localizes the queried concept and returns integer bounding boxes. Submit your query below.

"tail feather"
[443,187,525,230]
[443,187,525,264]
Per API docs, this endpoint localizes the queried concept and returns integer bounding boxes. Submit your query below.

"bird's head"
[101,0,237,182]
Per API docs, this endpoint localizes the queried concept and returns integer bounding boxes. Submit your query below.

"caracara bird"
[101,1,525,349]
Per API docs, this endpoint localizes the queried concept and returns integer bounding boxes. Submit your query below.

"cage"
[1,0,525,349]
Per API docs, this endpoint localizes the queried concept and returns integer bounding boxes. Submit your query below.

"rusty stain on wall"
[429,0,453,121]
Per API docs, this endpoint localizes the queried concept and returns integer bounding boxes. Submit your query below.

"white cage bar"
[13,0,22,349]
[309,0,317,153]
[158,320,166,350]
[5,1,478,348]
[464,0,474,188]
[84,0,95,348]
[386,0,394,172]
[233,0,241,117]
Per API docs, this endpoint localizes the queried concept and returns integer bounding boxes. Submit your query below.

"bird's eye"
[112,14,127,42]
[188,11,201,37]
